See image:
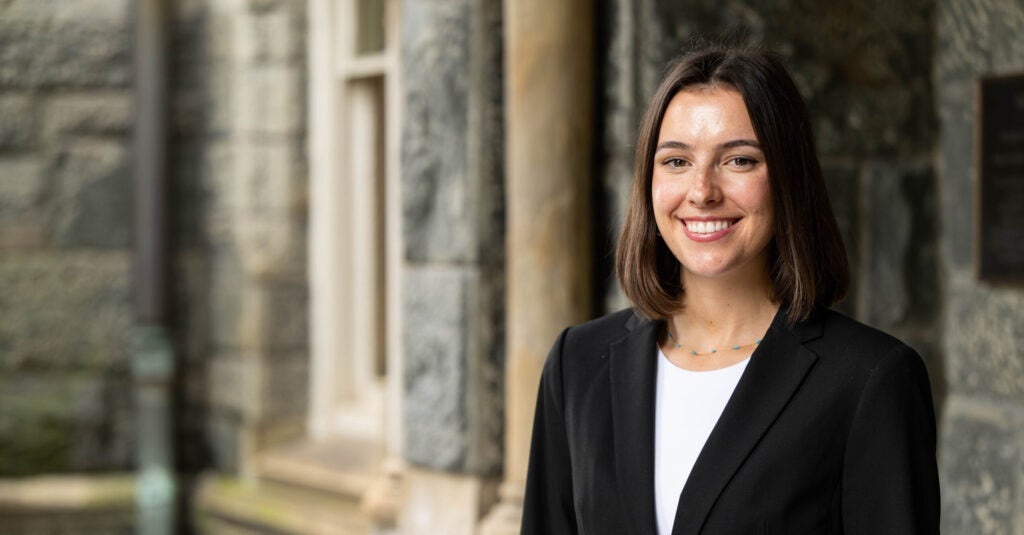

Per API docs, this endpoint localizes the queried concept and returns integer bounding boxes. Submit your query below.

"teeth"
[686,220,732,234]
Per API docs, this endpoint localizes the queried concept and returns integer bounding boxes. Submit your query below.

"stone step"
[194,473,371,535]
[254,436,382,500]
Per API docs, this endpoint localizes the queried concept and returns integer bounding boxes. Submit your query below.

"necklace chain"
[666,329,762,356]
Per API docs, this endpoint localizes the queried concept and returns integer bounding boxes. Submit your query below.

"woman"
[521,45,940,534]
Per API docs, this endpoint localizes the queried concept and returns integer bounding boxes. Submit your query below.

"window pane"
[356,0,385,55]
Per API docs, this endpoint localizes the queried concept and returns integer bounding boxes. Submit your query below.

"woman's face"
[651,86,775,285]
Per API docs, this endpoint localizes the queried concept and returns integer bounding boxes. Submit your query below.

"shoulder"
[542,307,646,375]
[806,307,930,384]
[563,308,639,344]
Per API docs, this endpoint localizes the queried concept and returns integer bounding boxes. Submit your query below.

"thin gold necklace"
[666,329,762,356]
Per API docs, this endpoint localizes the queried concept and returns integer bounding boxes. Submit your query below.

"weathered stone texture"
[0,156,45,219]
[944,282,1024,401]
[940,400,1021,535]
[400,0,505,476]
[0,372,133,475]
[403,263,505,474]
[400,0,473,263]
[53,141,131,248]
[862,162,939,330]
[0,156,48,248]
[0,94,37,148]
[0,0,132,22]
[44,94,132,138]
[403,266,472,471]
[0,252,132,372]
[0,21,130,88]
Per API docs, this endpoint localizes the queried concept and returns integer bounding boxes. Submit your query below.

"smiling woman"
[521,44,940,535]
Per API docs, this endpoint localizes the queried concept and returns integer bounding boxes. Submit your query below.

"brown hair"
[615,44,849,323]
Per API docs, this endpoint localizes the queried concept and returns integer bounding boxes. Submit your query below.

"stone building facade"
[0,0,1022,534]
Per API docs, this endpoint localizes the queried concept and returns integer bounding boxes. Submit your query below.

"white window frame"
[307,0,403,453]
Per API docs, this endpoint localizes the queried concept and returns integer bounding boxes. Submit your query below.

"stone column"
[398,0,506,532]
[478,0,594,532]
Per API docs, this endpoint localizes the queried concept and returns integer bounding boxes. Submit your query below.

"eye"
[662,157,689,169]
[727,156,758,169]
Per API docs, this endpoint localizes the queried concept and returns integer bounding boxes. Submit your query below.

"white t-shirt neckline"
[654,347,751,535]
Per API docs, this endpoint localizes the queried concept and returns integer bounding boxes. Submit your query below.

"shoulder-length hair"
[615,45,849,323]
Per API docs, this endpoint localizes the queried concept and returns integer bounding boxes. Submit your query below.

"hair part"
[615,43,849,324]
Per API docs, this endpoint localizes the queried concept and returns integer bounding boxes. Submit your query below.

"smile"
[684,219,734,234]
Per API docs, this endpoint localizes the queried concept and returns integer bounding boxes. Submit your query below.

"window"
[308,0,401,449]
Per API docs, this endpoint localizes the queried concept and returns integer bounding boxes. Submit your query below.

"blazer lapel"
[671,307,824,535]
[609,312,660,535]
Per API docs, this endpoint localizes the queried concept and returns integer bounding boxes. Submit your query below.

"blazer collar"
[609,306,824,535]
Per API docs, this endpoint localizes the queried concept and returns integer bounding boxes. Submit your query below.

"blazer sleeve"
[521,327,577,535]
[841,344,941,534]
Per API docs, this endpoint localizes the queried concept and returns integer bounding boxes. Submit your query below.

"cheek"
[651,176,682,211]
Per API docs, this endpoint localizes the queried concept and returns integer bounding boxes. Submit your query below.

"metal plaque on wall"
[977,74,1024,281]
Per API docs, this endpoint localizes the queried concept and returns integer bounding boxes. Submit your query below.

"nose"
[686,165,722,207]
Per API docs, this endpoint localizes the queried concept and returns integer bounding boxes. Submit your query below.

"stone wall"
[170,0,309,475]
[934,0,1024,533]
[400,0,505,475]
[0,0,135,476]
[0,0,309,487]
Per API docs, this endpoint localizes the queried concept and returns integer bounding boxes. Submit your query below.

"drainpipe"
[132,0,175,534]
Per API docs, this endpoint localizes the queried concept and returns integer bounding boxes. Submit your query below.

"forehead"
[657,87,755,141]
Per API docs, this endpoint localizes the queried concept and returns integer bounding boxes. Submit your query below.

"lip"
[681,217,739,243]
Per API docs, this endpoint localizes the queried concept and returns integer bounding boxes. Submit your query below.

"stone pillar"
[478,0,594,532]
[398,0,506,532]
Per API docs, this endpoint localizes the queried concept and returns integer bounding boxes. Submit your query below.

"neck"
[670,265,778,347]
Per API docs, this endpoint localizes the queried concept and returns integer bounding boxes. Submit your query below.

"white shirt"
[654,347,750,535]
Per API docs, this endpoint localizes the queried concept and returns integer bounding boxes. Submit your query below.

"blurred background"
[0,0,1022,533]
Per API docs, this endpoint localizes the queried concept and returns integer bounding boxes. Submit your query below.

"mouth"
[683,218,737,235]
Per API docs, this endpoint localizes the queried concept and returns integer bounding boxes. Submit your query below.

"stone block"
[171,62,234,136]
[0,94,37,148]
[403,265,472,471]
[935,96,974,274]
[205,410,242,472]
[0,21,131,89]
[0,252,132,373]
[861,163,911,328]
[400,0,474,264]
[254,284,310,353]
[233,142,307,278]
[207,354,246,414]
[940,399,1020,535]
[0,0,131,22]
[258,356,309,421]
[0,373,134,475]
[935,0,993,85]
[0,156,46,219]
[209,247,245,352]
[53,140,132,248]
[43,93,132,138]
[401,262,503,475]
[247,65,305,136]
[198,141,237,244]
[860,162,939,330]
[944,282,1024,401]
[989,1,1024,70]
[251,7,304,63]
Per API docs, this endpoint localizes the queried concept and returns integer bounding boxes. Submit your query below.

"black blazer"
[521,306,940,534]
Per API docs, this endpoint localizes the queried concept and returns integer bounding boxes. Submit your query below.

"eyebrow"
[655,139,761,152]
